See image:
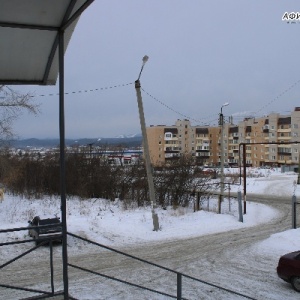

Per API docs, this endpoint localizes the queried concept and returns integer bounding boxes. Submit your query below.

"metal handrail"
[0,236,58,298]
[68,232,257,300]
[0,227,258,299]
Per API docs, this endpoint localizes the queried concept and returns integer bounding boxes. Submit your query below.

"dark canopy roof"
[0,0,93,85]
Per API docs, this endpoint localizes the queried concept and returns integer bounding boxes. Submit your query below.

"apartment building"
[147,119,193,165]
[147,108,300,167]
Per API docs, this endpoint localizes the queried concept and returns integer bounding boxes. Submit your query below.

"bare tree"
[154,155,214,208]
[0,85,39,141]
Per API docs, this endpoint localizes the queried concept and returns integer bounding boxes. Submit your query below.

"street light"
[219,102,229,213]
[135,56,159,231]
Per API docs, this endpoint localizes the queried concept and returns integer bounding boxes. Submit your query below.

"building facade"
[147,108,300,167]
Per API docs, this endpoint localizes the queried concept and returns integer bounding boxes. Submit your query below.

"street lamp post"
[219,102,229,213]
[135,56,159,231]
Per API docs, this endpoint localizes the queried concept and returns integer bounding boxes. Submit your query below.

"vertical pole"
[228,184,231,212]
[238,191,243,222]
[59,30,69,299]
[292,195,297,229]
[239,144,242,186]
[243,144,247,214]
[50,240,54,294]
[297,149,300,184]
[219,112,224,214]
[135,80,159,231]
[177,273,182,300]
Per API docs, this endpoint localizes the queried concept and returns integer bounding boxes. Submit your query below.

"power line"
[254,79,300,115]
[26,76,300,127]
[31,82,134,98]
[141,88,218,125]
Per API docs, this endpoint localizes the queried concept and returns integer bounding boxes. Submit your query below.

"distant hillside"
[10,136,142,149]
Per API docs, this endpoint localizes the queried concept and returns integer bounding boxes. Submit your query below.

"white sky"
[10,1,300,139]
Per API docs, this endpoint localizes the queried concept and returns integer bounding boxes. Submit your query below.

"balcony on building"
[164,146,180,153]
[164,128,178,141]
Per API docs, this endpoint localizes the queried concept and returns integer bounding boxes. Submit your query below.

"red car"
[277,250,300,292]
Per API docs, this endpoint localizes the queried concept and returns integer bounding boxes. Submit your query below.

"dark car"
[277,250,300,292]
[28,216,62,245]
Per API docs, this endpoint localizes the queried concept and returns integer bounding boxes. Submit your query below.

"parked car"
[277,250,300,292]
[28,216,62,245]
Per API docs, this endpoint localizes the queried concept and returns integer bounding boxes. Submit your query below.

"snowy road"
[1,196,299,300]
[67,196,296,300]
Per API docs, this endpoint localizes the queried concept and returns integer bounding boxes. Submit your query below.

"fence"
[0,226,257,300]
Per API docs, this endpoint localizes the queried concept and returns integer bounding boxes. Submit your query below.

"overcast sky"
[11,0,300,139]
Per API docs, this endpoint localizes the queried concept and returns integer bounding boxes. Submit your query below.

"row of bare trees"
[0,86,218,208]
[0,149,216,208]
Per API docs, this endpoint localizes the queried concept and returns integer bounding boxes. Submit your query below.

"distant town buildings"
[146,107,300,167]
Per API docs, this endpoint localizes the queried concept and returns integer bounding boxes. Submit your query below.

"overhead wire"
[141,87,219,126]
[26,76,300,127]
[253,78,300,116]
[27,79,219,125]
[32,82,134,98]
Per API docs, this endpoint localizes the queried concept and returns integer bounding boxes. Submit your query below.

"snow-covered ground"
[1,168,298,249]
[0,167,300,299]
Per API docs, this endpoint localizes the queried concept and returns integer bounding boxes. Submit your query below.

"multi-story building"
[147,119,192,165]
[147,108,300,167]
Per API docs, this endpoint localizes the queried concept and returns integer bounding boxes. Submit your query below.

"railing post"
[177,273,182,300]
[292,195,297,229]
[238,191,243,223]
[49,240,54,294]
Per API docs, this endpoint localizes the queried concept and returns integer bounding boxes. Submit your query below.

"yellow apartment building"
[146,108,300,167]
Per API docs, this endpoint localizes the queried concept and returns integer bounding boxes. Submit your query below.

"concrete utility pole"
[297,151,300,184]
[135,56,159,231]
[219,102,229,213]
